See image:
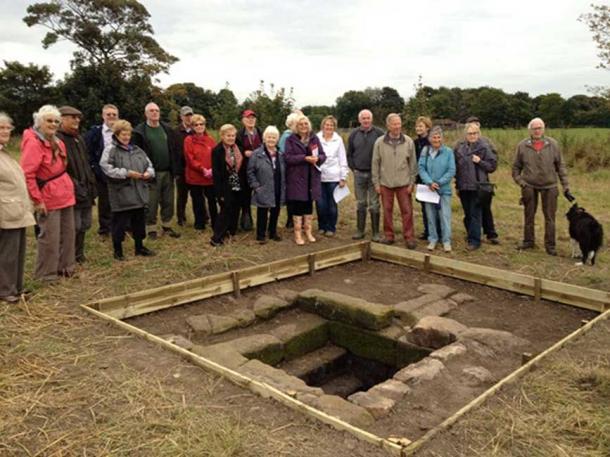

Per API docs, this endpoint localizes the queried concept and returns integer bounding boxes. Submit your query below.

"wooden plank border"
[403,307,610,455]
[80,303,406,456]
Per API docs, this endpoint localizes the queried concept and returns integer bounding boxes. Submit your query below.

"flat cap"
[59,105,83,117]
[180,106,194,116]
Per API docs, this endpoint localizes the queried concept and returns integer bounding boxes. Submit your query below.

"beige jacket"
[372,133,418,188]
[0,148,36,229]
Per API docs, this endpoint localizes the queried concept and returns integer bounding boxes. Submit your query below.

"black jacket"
[84,124,107,181]
[132,121,182,176]
[57,129,98,207]
[212,142,246,200]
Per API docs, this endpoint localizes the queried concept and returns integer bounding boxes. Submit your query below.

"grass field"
[1,128,609,456]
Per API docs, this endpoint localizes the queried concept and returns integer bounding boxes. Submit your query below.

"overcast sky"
[1,0,607,106]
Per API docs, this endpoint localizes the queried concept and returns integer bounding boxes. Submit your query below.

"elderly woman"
[210,124,246,246]
[454,122,497,251]
[284,114,326,245]
[418,126,456,253]
[247,126,286,244]
[100,120,155,260]
[279,111,302,229]
[414,116,436,240]
[0,113,35,302]
[316,115,348,236]
[183,114,217,231]
[20,105,76,281]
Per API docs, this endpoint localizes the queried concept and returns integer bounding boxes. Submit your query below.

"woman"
[210,124,245,246]
[454,122,497,251]
[316,115,348,236]
[183,114,217,231]
[284,114,326,245]
[279,111,302,229]
[99,120,155,260]
[414,116,435,240]
[418,126,456,253]
[247,126,286,244]
[20,105,76,281]
[0,113,35,302]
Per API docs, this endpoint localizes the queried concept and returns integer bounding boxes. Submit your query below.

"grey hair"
[464,122,480,133]
[0,112,13,126]
[285,112,300,129]
[429,126,444,138]
[263,125,280,141]
[358,109,373,121]
[291,114,312,133]
[527,117,545,130]
[385,112,401,125]
[33,105,61,128]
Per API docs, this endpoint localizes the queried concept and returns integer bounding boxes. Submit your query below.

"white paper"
[415,184,440,204]
[333,185,351,203]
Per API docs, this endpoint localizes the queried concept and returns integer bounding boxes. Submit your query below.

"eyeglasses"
[45,119,60,125]
[0,125,14,132]
[104,112,118,117]
[466,132,479,136]
[193,122,206,126]
[531,127,544,130]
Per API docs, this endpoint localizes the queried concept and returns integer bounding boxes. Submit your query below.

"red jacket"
[184,133,216,186]
[20,128,75,211]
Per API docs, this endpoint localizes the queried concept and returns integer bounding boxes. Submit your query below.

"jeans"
[317,181,339,232]
[424,194,452,244]
[459,190,482,247]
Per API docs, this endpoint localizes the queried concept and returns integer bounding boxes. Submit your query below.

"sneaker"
[257,237,268,245]
[148,231,158,240]
[162,227,181,238]
[352,232,365,240]
[135,247,155,256]
[546,247,558,256]
[405,240,417,250]
[443,243,452,253]
[418,233,428,241]
[324,231,335,237]
[177,219,185,227]
[427,242,437,251]
[318,229,326,236]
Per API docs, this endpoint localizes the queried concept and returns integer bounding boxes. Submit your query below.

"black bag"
[475,164,495,206]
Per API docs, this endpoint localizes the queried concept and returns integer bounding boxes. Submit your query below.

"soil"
[125,260,596,444]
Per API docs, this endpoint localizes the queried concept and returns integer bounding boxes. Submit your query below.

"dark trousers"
[288,200,313,216]
[256,206,280,239]
[0,228,27,298]
[481,196,498,239]
[238,189,253,230]
[189,184,216,229]
[459,190,482,247]
[521,186,558,249]
[112,208,146,253]
[96,179,112,234]
[176,176,192,225]
[317,182,339,233]
[212,191,240,243]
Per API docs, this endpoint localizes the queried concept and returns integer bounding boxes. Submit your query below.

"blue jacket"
[84,125,106,181]
[418,145,456,196]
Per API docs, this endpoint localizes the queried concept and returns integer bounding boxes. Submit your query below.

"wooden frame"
[81,242,609,456]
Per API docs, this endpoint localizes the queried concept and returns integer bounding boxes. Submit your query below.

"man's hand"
[564,189,576,202]
[429,182,440,191]
[374,185,381,194]
[127,170,142,179]
[142,171,151,180]
[472,155,481,164]
[244,150,253,158]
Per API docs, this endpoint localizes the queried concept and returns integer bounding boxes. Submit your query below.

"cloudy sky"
[0,0,607,106]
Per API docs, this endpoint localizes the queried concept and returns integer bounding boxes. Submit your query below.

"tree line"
[1,1,608,132]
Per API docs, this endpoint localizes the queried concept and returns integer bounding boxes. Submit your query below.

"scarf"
[224,144,243,172]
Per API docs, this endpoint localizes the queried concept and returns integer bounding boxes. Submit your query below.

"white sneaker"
[427,242,437,251]
[443,243,452,252]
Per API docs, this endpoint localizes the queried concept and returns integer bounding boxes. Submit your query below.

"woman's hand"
[339,179,346,188]
[244,150,253,158]
[305,156,319,164]
[429,182,440,191]
[472,155,481,164]
[34,202,47,216]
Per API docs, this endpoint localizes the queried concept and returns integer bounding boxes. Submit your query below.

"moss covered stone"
[328,321,398,366]
[270,313,329,361]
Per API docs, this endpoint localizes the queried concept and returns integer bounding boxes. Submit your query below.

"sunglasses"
[45,119,61,125]
[193,122,206,126]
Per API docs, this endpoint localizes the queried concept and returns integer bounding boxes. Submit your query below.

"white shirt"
[102,124,113,148]
[316,131,349,183]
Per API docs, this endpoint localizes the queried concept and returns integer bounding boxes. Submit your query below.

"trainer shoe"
[427,242,437,251]
[443,243,452,253]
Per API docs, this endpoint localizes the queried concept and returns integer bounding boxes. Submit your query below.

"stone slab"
[162,334,194,350]
[186,315,212,334]
[282,345,347,380]
[409,316,468,349]
[253,295,291,319]
[416,284,456,298]
[411,299,458,321]
[191,344,248,370]
[229,334,284,365]
[462,366,494,386]
[451,292,476,304]
[393,358,445,385]
[348,391,395,419]
[270,313,329,360]
[328,321,397,367]
[238,359,323,396]
[208,314,239,334]
[231,309,256,327]
[306,394,375,428]
[368,379,411,402]
[429,342,467,362]
[459,327,530,354]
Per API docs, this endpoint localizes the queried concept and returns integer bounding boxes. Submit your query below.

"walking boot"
[293,216,305,245]
[352,209,366,240]
[113,241,124,261]
[371,211,381,242]
[240,208,253,231]
[75,231,86,263]
[303,215,316,242]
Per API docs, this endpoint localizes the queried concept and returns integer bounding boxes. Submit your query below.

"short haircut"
[102,104,119,113]
[464,122,480,134]
[429,126,443,138]
[33,105,61,129]
[144,102,159,113]
[358,109,372,121]
[528,117,545,130]
[415,116,432,129]
[385,113,401,126]
[263,125,280,141]
[285,112,300,129]
[112,119,132,135]
[0,112,13,126]
[292,114,312,133]
[191,114,206,125]
[219,124,237,136]
[320,115,337,131]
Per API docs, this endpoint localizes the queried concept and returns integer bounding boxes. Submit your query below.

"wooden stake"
[308,254,316,276]
[232,271,241,298]
[534,278,542,302]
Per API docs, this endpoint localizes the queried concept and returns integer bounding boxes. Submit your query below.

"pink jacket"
[20,128,75,211]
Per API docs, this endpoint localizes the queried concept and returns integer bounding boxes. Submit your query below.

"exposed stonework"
[416,284,456,298]
[409,316,468,349]
[394,358,445,385]
[253,294,292,319]
[348,391,395,419]
[429,342,467,362]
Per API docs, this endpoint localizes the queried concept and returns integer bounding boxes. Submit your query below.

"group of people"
[0,102,572,304]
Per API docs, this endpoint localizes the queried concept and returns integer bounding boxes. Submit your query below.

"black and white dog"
[566,203,604,266]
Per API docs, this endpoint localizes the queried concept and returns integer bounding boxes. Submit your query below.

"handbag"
[474,161,495,206]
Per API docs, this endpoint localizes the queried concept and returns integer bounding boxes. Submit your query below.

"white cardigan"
[316,131,349,183]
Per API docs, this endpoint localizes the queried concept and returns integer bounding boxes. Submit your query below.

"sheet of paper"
[333,184,351,203]
[415,184,440,204]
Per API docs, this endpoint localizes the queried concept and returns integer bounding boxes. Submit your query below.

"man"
[57,106,97,263]
[372,113,418,249]
[85,104,118,236]
[346,109,384,241]
[512,117,573,256]
[455,116,500,244]
[132,102,181,239]
[235,109,261,231]
[175,105,199,227]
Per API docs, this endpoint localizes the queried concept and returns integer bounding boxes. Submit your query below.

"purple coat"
[284,133,326,201]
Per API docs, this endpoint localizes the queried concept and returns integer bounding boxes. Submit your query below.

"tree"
[374,87,405,124]
[302,105,335,132]
[241,80,295,129]
[404,75,432,126]
[535,93,566,127]
[0,60,59,131]
[24,0,178,77]
[580,4,610,69]
[469,87,512,127]
[163,83,218,126]
[210,86,240,128]
[335,90,375,128]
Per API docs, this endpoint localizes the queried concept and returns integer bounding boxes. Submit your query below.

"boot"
[293,216,305,246]
[303,215,316,242]
[75,231,86,263]
[113,240,124,261]
[352,209,366,240]
[371,211,381,242]
[240,208,253,231]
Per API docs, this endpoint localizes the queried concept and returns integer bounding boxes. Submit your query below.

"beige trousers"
[35,206,75,280]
